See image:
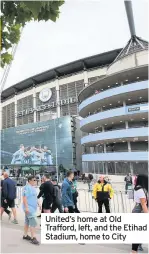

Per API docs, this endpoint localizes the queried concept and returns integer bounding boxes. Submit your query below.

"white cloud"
[1,0,148,90]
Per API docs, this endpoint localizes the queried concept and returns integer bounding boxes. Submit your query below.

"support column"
[90,147,94,154]
[130,162,133,175]
[83,69,88,87]
[15,94,17,127]
[102,126,104,132]
[105,162,108,175]
[93,161,95,174]
[103,144,107,173]
[125,121,129,129]
[55,77,60,118]
[33,86,36,123]
[115,162,117,175]
[0,103,2,130]
[128,141,131,152]
[123,101,126,107]
[104,144,106,153]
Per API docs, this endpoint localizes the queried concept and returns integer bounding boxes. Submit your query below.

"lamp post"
[54,118,59,182]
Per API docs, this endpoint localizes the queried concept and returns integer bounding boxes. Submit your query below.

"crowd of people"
[11,144,53,165]
[0,170,148,252]
[0,170,80,245]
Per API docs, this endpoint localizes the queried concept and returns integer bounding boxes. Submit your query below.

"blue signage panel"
[1,116,73,169]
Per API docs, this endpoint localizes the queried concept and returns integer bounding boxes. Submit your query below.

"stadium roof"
[1,48,121,101]
[111,36,148,64]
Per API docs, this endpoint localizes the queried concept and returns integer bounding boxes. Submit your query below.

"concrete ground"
[2,222,148,254]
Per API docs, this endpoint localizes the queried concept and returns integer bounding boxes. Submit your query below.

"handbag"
[132,187,148,213]
[132,203,143,213]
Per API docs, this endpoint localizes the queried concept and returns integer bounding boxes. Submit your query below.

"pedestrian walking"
[124,173,132,194]
[131,174,148,253]
[51,178,63,213]
[0,179,12,220]
[71,177,80,213]
[37,173,54,213]
[1,172,18,224]
[37,176,45,218]
[82,174,85,183]
[62,170,74,213]
[88,174,93,192]
[36,173,41,186]
[22,175,41,245]
[92,175,114,213]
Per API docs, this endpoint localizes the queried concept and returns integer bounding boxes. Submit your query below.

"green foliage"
[1,1,64,67]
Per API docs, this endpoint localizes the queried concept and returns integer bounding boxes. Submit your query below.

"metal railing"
[16,187,134,213]
[77,189,134,213]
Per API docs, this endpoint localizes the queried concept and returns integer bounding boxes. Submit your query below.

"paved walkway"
[2,222,147,254]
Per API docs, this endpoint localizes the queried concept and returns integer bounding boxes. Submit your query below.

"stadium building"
[78,35,148,176]
[1,48,122,173]
[1,2,148,177]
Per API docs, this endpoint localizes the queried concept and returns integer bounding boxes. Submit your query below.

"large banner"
[1,116,73,169]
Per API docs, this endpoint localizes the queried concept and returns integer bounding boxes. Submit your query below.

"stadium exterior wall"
[79,49,148,178]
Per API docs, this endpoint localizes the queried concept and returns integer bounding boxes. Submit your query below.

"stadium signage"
[15,97,77,117]
[127,105,148,113]
[39,88,52,102]
[128,107,140,112]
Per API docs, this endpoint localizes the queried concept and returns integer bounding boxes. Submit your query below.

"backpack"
[132,186,148,213]
[53,184,61,201]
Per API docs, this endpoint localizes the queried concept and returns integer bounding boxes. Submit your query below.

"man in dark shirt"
[1,172,18,224]
[37,173,54,212]
[1,179,11,219]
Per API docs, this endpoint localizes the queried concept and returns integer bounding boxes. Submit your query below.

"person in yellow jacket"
[92,175,114,213]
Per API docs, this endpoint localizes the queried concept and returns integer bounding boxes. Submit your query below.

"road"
[1,222,148,253]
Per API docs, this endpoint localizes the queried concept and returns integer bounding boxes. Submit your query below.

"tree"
[0,1,64,68]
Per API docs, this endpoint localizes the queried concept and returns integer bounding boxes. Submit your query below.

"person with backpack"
[1,172,18,224]
[51,178,63,213]
[92,175,114,213]
[131,174,148,253]
[124,173,132,194]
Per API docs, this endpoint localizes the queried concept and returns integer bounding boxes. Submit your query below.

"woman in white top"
[131,174,148,253]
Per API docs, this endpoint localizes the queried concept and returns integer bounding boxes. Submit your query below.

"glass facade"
[82,161,148,176]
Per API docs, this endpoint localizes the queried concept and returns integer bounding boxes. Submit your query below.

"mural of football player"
[11,144,27,164]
